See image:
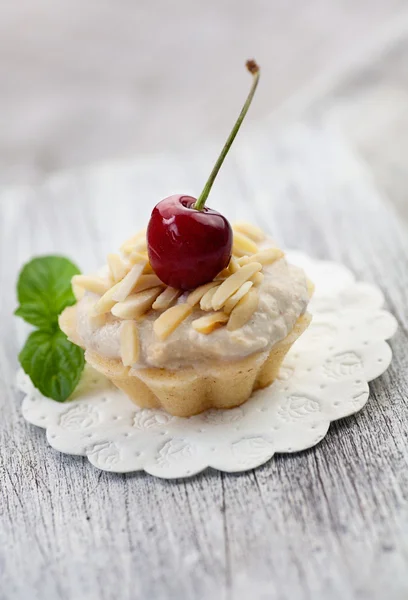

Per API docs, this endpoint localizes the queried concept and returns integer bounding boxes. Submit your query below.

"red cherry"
[146,60,260,291]
[147,195,232,290]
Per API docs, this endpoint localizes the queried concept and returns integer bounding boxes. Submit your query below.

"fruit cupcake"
[60,223,311,416]
[57,60,312,416]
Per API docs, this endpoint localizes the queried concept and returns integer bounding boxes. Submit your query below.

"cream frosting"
[76,257,309,370]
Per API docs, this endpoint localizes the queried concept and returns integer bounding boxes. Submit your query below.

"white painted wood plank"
[0,124,407,600]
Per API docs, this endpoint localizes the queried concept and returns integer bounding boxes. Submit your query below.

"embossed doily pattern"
[18,253,397,478]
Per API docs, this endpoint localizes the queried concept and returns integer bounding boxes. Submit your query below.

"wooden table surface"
[1,124,407,600]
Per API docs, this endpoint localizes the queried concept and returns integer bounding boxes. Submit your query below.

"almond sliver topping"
[232,231,259,256]
[251,272,264,286]
[72,282,85,301]
[227,288,259,331]
[187,281,219,307]
[120,230,146,254]
[233,222,266,242]
[200,286,221,311]
[245,247,284,265]
[93,281,122,314]
[121,238,147,254]
[215,267,230,280]
[72,275,110,296]
[120,321,140,366]
[152,287,181,311]
[223,281,253,314]
[89,311,108,328]
[153,303,192,340]
[128,250,148,264]
[128,251,154,274]
[112,287,163,319]
[131,239,148,254]
[192,311,228,334]
[211,262,262,310]
[215,256,240,279]
[143,263,154,274]
[229,256,240,273]
[112,263,146,302]
[237,256,250,267]
[107,253,129,283]
[132,274,164,293]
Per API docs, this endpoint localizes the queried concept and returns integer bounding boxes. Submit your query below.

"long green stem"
[193,60,260,211]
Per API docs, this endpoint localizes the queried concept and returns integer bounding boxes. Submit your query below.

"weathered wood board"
[0,124,407,600]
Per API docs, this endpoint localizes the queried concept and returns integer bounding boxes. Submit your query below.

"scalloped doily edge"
[17,253,398,479]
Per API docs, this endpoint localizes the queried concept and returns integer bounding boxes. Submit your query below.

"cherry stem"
[193,60,260,211]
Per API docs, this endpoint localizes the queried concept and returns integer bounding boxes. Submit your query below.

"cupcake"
[58,60,312,416]
[60,220,312,417]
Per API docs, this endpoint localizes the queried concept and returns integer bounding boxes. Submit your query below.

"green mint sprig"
[15,256,85,402]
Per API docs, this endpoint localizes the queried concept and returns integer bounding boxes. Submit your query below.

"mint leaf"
[15,254,85,402]
[19,329,85,402]
[16,256,80,328]
[15,303,57,331]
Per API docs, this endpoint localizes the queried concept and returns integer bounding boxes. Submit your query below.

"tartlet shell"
[60,306,311,417]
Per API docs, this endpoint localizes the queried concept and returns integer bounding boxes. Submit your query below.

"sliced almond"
[128,251,154,274]
[120,321,140,366]
[72,282,85,301]
[223,281,253,314]
[143,263,154,274]
[187,281,219,307]
[72,275,110,296]
[215,256,240,279]
[232,231,259,257]
[245,247,284,266]
[93,282,122,314]
[251,272,264,287]
[120,230,146,254]
[237,256,250,267]
[128,251,147,264]
[200,285,221,311]
[153,303,192,340]
[112,287,162,319]
[229,256,240,273]
[215,267,230,280]
[128,239,147,255]
[59,306,82,346]
[112,263,146,302]
[152,287,181,311]
[89,311,108,328]
[192,311,228,334]
[107,253,129,283]
[132,274,164,293]
[211,262,262,310]
[233,222,266,242]
[227,288,259,331]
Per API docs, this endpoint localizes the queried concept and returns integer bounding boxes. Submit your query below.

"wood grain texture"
[1,124,407,600]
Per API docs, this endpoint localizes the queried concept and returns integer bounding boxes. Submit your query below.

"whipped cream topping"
[76,256,309,370]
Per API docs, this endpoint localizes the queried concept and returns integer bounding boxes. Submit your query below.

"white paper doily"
[17,252,397,478]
